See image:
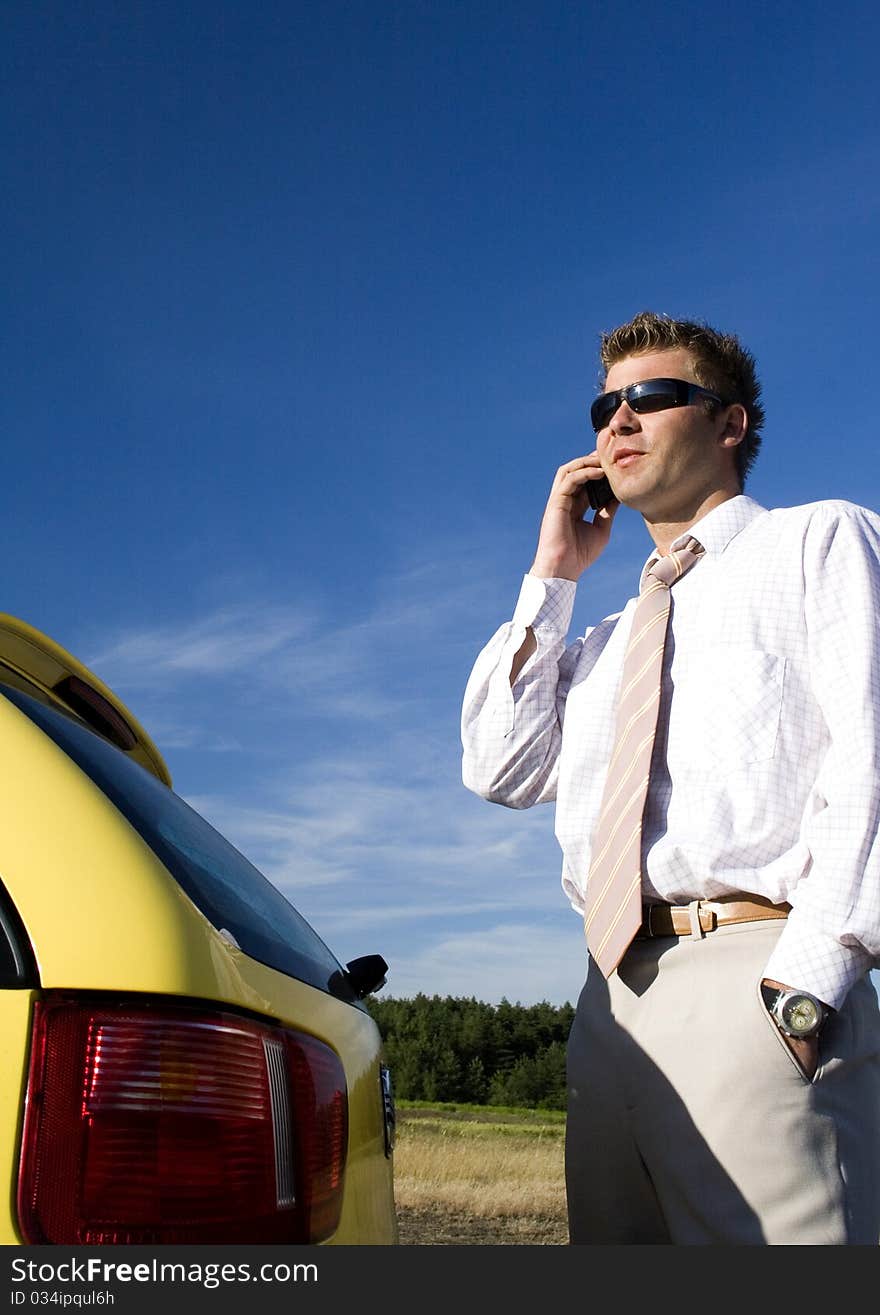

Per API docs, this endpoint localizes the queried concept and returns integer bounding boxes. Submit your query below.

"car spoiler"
[0,614,172,787]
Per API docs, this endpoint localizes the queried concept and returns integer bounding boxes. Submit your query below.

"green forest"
[365,994,575,1110]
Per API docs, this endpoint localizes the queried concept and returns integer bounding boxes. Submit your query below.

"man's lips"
[612,448,645,467]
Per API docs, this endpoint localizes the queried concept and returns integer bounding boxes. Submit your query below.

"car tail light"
[17,995,348,1244]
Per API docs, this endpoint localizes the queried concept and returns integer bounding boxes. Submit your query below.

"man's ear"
[719,403,748,449]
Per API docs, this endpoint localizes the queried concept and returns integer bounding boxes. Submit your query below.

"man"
[461,310,880,1244]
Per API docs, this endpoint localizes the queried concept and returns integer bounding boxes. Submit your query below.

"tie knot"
[643,536,705,591]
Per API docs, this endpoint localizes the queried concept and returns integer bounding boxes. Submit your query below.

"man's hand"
[530,454,619,582]
[780,1033,819,1081]
[762,978,820,1080]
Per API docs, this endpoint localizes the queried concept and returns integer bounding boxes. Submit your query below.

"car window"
[1,686,357,1001]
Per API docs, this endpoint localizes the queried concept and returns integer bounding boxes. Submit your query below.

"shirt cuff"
[512,574,577,636]
[763,911,874,1011]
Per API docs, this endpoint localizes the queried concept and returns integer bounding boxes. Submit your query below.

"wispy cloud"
[86,605,311,683]
[186,754,558,898]
[130,718,243,753]
[79,547,523,741]
[73,549,589,1005]
[380,922,587,1007]
[180,727,571,1002]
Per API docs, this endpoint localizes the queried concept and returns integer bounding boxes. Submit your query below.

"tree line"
[365,994,575,1109]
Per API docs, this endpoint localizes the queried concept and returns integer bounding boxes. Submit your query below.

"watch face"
[780,994,821,1036]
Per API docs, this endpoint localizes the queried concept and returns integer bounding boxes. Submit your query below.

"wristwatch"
[761,984,829,1039]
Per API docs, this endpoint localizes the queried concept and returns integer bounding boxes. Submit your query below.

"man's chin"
[609,487,647,513]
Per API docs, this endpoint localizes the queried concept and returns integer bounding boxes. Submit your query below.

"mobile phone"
[586,474,615,511]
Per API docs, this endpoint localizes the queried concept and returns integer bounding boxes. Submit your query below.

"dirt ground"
[396,1205,569,1245]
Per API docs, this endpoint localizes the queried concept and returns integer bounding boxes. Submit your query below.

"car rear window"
[1,685,356,1002]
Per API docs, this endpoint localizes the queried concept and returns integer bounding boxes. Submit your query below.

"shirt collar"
[638,494,767,588]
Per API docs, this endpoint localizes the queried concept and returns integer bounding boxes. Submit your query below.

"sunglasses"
[590,378,726,433]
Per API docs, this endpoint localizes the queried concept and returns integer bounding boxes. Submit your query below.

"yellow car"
[0,614,397,1245]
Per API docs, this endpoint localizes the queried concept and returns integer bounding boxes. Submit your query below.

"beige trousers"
[566,918,880,1244]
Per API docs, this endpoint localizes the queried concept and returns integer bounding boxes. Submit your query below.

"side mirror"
[345,954,388,999]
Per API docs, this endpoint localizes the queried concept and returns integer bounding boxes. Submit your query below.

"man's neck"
[644,488,740,556]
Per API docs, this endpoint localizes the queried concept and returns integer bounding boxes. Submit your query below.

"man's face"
[596,348,738,523]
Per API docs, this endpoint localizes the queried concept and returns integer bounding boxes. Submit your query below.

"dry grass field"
[392,1102,569,1245]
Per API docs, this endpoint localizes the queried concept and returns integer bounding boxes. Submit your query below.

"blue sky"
[2,1,879,1006]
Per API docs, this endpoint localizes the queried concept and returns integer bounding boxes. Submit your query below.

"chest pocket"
[670,648,786,775]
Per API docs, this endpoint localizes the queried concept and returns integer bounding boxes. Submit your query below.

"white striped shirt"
[461,494,880,1009]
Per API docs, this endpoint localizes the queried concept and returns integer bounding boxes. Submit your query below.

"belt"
[635,894,791,939]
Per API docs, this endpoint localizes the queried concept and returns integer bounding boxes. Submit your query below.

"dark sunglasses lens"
[590,393,619,431]
[628,381,681,414]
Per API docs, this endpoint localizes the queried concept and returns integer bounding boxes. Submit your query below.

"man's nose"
[609,400,641,433]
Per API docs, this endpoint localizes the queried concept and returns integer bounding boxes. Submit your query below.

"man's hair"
[599,310,764,486]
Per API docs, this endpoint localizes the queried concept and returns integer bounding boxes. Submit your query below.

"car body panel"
[0,621,397,1245]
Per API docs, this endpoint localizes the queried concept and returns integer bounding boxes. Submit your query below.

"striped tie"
[584,536,705,978]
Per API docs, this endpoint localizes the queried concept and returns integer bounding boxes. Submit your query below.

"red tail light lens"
[17,995,348,1244]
